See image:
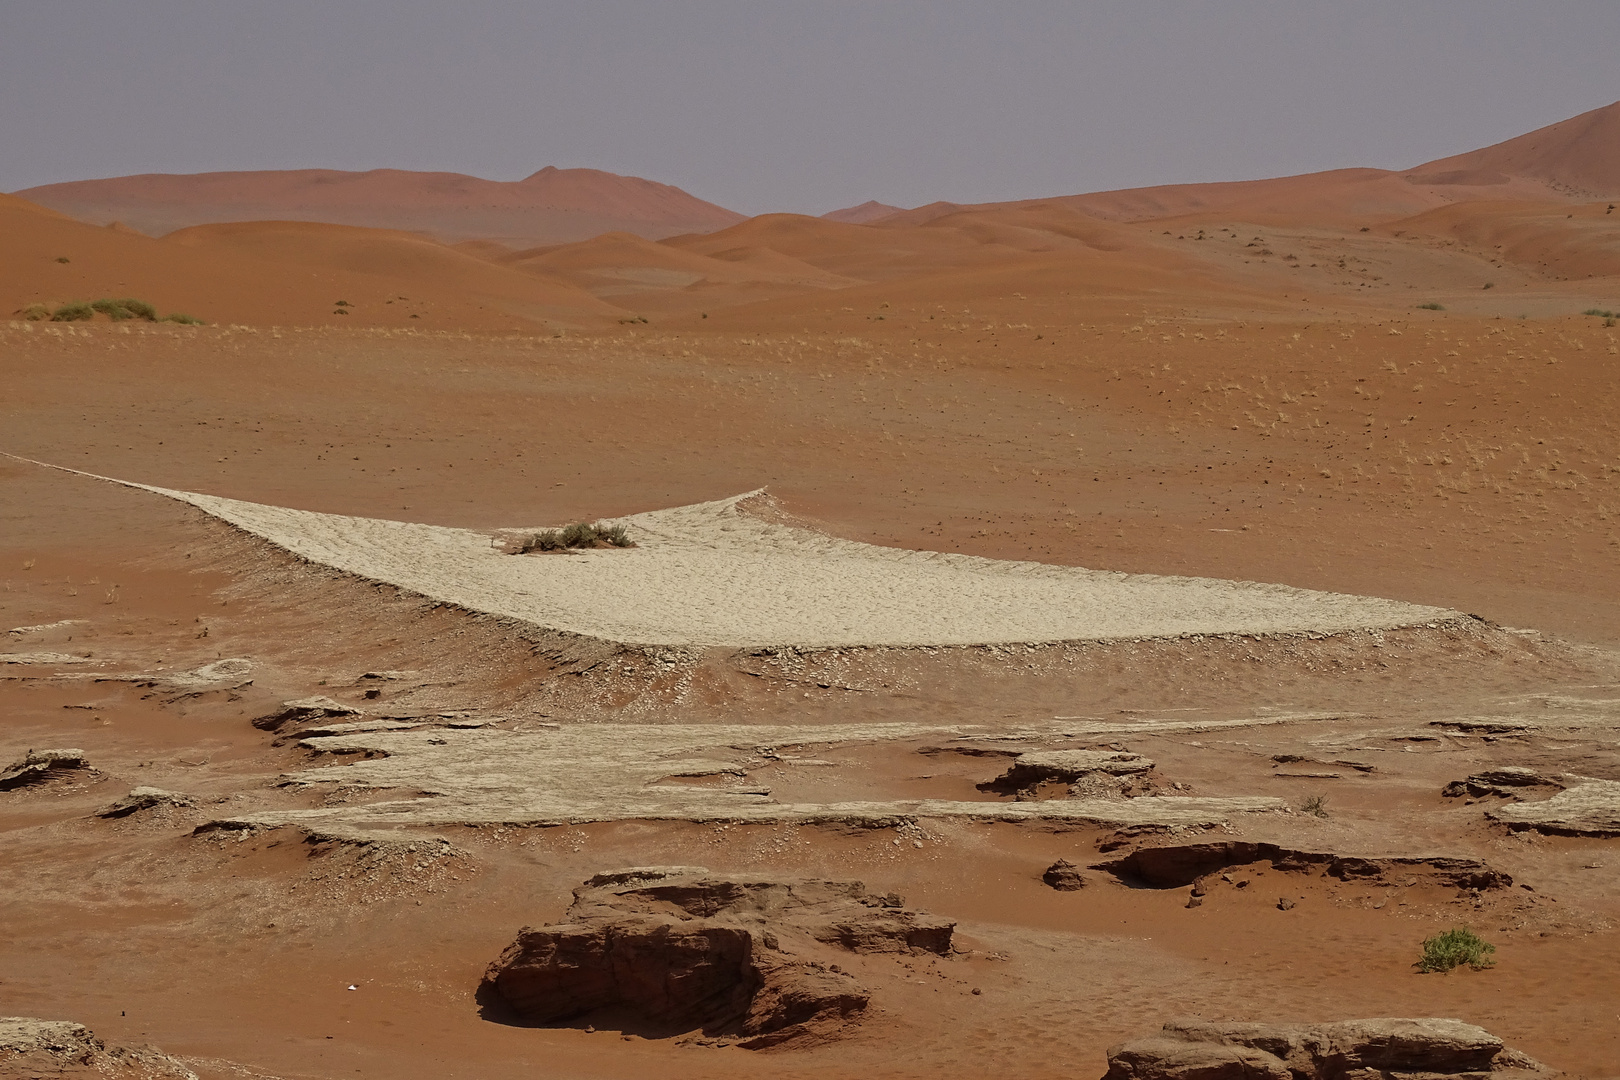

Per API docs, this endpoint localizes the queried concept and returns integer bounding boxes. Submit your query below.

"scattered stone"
[0,652,94,665]
[6,619,86,637]
[1277,897,1296,911]
[0,749,88,790]
[483,868,953,1048]
[1042,859,1087,891]
[208,722,1288,832]
[1099,842,1511,892]
[1102,1017,1553,1079]
[982,749,1156,799]
[253,695,362,732]
[97,787,195,818]
[292,719,421,741]
[1430,719,1535,736]
[130,658,254,700]
[1489,780,1620,837]
[0,1017,197,1079]
[1443,767,1565,800]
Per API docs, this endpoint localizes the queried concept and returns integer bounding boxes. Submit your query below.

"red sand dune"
[0,193,617,329]
[1405,99,1620,199]
[898,102,1620,230]
[13,166,746,247]
[821,200,905,224]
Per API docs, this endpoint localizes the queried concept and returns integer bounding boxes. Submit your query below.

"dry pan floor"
[13,457,1457,648]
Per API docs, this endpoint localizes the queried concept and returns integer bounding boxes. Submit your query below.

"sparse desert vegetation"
[516,520,632,552]
[1416,927,1497,973]
[15,297,205,324]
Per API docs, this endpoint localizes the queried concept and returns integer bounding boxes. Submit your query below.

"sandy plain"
[3,103,1620,1079]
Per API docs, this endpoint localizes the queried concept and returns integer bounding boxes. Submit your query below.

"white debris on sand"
[195,721,1287,831]
[68,471,1459,648]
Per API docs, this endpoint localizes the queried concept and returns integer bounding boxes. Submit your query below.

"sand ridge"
[5,456,1459,649]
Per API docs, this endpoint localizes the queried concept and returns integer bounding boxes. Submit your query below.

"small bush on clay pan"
[1416,927,1495,973]
[518,522,632,554]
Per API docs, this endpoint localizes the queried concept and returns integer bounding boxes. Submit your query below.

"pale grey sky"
[2,1,1614,215]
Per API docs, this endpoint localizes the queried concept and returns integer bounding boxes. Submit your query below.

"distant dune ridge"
[13,165,747,247]
[821,200,905,224]
[4,100,1618,330]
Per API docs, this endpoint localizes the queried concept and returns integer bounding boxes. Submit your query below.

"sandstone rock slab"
[97,786,195,818]
[1102,1017,1553,1079]
[0,749,88,790]
[1443,767,1564,799]
[484,868,952,1048]
[0,1017,197,1079]
[253,695,361,732]
[1489,780,1620,837]
[1099,842,1511,891]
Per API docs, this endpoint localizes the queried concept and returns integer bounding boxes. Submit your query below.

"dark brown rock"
[1102,1018,1555,1079]
[1043,859,1087,891]
[252,695,360,732]
[96,786,194,818]
[1098,842,1511,892]
[0,749,88,790]
[981,749,1155,797]
[1443,767,1564,800]
[483,867,953,1048]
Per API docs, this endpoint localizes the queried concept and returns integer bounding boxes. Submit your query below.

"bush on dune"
[517,521,632,553]
[90,298,158,321]
[19,298,207,325]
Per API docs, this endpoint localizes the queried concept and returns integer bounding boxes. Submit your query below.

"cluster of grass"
[17,298,204,325]
[518,521,631,553]
[1583,307,1617,318]
[1416,302,1445,311]
[1415,927,1496,973]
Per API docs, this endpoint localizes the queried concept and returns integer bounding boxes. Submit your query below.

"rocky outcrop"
[1098,842,1511,891]
[1443,767,1564,799]
[982,749,1155,798]
[1043,859,1088,890]
[1489,780,1620,837]
[252,695,361,732]
[97,787,195,818]
[1103,1018,1554,1079]
[483,867,953,1048]
[0,1017,197,1079]
[0,749,88,790]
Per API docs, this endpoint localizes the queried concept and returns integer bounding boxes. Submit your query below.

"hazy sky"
[2,2,1615,215]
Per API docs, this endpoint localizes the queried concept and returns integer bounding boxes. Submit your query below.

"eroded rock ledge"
[0,1017,197,1080]
[482,867,954,1049]
[1097,842,1512,891]
[1103,1018,1554,1079]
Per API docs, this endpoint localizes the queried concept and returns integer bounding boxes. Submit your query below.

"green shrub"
[90,298,158,321]
[161,313,205,325]
[1417,302,1445,311]
[1583,308,1617,318]
[1300,793,1329,818]
[1416,927,1495,973]
[17,303,51,321]
[50,302,93,321]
